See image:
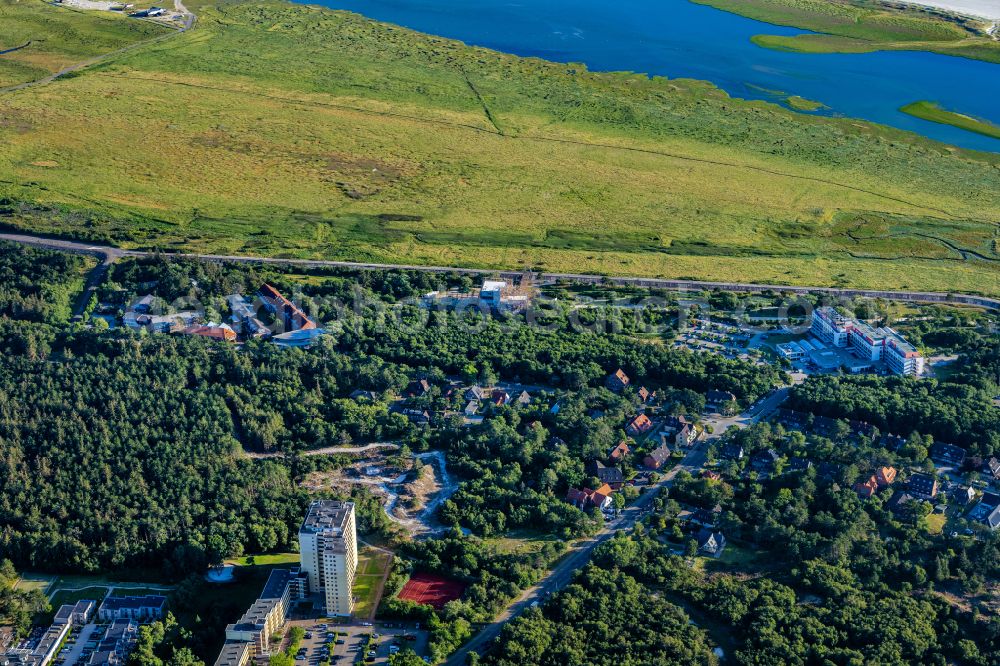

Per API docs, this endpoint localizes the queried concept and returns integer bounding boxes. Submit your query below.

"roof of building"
[301,500,354,534]
[234,569,295,629]
[182,323,237,341]
[259,283,316,330]
[88,650,120,665]
[566,483,614,509]
[609,441,631,460]
[720,443,744,459]
[706,389,736,403]
[271,328,326,347]
[876,466,898,486]
[930,442,967,465]
[696,529,725,550]
[607,368,630,388]
[981,492,1000,509]
[888,491,920,514]
[99,595,166,612]
[644,444,672,467]
[986,505,1000,530]
[908,473,938,497]
[214,640,253,666]
[787,456,812,472]
[587,460,624,484]
[626,413,653,432]
[53,605,74,624]
[751,449,780,465]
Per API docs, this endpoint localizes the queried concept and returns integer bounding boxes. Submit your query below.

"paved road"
[62,623,98,666]
[2,233,998,311]
[174,0,195,30]
[444,435,712,665]
[70,251,117,319]
[444,389,789,665]
[703,385,791,438]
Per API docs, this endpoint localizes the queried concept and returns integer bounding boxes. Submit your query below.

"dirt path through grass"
[0,12,189,96]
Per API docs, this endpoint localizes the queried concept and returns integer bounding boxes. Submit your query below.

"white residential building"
[849,321,888,361]
[299,500,358,617]
[810,307,853,347]
[886,335,925,376]
[810,308,923,376]
[479,281,507,308]
[214,567,306,666]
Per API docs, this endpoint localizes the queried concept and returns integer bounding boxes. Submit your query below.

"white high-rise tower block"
[299,500,358,616]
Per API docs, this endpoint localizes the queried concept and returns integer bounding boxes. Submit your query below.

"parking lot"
[285,618,430,665]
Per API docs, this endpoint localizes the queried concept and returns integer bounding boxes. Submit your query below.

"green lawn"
[358,550,392,576]
[49,586,109,604]
[228,552,300,567]
[40,587,109,623]
[924,513,947,535]
[353,577,379,619]
[14,573,54,594]
[489,529,564,555]
[0,0,999,293]
[715,543,762,567]
[108,586,171,597]
[354,548,392,620]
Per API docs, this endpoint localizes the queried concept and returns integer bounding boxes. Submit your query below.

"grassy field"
[0,0,169,88]
[227,552,300,566]
[107,586,171,597]
[38,586,110,623]
[901,101,1000,140]
[925,513,947,534]
[488,529,564,555]
[785,95,827,112]
[0,0,999,293]
[693,0,1000,63]
[14,573,55,594]
[354,547,392,619]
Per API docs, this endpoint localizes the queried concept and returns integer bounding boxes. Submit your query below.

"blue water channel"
[298,0,1000,151]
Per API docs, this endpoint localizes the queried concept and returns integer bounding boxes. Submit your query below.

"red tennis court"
[397,572,465,609]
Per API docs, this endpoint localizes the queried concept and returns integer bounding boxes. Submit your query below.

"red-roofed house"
[608,441,631,464]
[259,283,316,332]
[606,368,630,393]
[625,413,654,436]
[182,324,237,342]
[854,466,897,499]
[565,483,614,511]
[643,444,672,470]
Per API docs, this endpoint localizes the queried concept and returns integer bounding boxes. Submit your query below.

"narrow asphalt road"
[1,233,997,311]
[444,390,788,665]
[445,444,709,665]
[70,252,117,319]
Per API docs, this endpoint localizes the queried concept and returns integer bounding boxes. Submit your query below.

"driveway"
[60,623,98,666]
